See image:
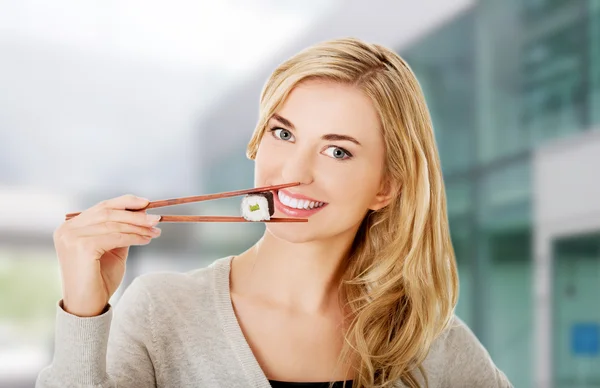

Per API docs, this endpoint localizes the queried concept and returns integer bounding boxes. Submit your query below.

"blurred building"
[1,1,598,387]
[198,1,600,387]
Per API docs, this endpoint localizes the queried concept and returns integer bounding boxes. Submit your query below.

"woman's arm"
[444,316,514,387]
[35,277,157,388]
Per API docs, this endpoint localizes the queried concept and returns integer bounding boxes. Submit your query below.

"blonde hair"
[246,37,459,388]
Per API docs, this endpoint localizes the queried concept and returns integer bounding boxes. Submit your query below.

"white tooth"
[279,193,323,209]
[318,202,324,207]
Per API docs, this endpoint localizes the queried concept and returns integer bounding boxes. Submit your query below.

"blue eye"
[271,128,295,142]
[324,146,352,160]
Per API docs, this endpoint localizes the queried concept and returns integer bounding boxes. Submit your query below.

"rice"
[240,191,275,221]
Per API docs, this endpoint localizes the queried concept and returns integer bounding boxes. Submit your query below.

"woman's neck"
[230,229,354,315]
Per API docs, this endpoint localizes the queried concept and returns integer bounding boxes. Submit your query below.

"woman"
[36,37,512,388]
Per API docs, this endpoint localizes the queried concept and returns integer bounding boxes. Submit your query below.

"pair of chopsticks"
[64,182,308,223]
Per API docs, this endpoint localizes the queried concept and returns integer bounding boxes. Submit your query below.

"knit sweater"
[36,256,513,387]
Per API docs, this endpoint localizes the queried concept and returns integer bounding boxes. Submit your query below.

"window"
[591,1,600,125]
[402,12,476,175]
[520,18,587,143]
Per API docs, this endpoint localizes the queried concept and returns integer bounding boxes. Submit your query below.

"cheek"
[321,161,381,208]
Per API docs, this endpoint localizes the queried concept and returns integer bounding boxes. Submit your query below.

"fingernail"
[151,227,161,235]
[146,214,161,223]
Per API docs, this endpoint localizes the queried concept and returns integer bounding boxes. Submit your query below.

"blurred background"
[1,0,599,387]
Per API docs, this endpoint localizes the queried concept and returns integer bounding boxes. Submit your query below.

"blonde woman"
[37,38,512,388]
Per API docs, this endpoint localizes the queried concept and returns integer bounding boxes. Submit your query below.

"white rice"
[240,195,271,221]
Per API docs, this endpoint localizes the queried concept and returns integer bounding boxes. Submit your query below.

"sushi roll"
[240,191,275,221]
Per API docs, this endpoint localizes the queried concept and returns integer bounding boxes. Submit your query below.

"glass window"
[590,0,600,125]
[476,0,526,163]
[479,160,531,231]
[449,215,473,326]
[488,228,533,388]
[476,0,590,163]
[402,12,476,175]
[446,179,472,219]
[521,0,578,22]
[520,16,587,145]
[552,232,600,387]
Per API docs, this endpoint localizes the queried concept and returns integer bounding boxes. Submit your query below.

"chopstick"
[63,215,307,223]
[155,216,307,223]
[64,182,305,222]
[143,182,300,210]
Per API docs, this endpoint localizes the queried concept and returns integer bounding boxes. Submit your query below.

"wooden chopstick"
[64,215,307,223]
[64,182,301,220]
[143,182,300,210]
[153,216,306,223]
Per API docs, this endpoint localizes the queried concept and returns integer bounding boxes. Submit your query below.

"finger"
[83,232,154,254]
[95,194,150,211]
[65,194,150,228]
[83,208,161,229]
[73,222,161,239]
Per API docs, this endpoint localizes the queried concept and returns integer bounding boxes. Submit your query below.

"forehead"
[273,80,381,139]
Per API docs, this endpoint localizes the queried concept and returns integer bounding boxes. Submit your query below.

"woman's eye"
[272,128,294,141]
[324,146,352,160]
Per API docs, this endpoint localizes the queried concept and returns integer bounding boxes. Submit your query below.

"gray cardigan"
[36,256,513,387]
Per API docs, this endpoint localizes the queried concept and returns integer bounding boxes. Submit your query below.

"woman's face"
[254,79,392,244]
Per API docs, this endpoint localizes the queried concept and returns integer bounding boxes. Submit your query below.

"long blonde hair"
[246,37,459,388]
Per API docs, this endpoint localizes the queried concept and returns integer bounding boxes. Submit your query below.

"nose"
[280,147,315,185]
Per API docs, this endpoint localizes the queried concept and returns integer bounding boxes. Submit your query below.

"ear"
[368,176,400,211]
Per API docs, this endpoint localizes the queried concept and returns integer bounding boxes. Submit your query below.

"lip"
[274,189,327,218]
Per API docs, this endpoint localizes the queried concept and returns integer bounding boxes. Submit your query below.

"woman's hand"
[53,194,162,317]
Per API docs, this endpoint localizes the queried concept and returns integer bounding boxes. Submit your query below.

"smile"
[277,190,325,209]
[274,189,328,217]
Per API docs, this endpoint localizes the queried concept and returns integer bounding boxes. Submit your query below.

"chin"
[265,224,322,244]
[265,220,359,245]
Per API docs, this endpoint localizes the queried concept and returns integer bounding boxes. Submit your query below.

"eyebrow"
[271,113,362,146]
